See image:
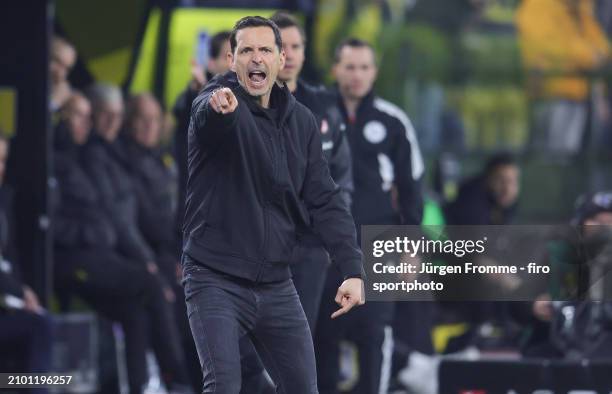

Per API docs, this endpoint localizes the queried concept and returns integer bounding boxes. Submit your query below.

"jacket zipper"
[259,132,277,282]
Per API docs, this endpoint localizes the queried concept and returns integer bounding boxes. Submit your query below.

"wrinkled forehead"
[97,99,124,114]
[280,26,304,45]
[235,26,278,51]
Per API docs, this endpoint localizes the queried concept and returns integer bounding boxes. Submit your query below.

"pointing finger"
[331,299,357,319]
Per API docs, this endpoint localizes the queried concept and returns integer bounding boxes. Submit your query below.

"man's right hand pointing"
[210,87,238,114]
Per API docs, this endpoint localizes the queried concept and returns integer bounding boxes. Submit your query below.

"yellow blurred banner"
[0,87,17,137]
[130,8,278,109]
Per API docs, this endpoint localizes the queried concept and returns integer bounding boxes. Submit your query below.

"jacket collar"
[335,87,376,123]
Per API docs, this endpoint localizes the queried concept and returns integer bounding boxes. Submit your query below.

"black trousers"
[314,267,394,394]
[234,242,330,394]
[157,248,203,392]
[290,243,330,336]
[0,309,53,394]
[182,254,318,394]
[390,302,434,377]
[55,247,188,394]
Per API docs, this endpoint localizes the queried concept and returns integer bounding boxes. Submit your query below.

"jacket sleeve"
[190,79,240,149]
[327,108,354,208]
[391,115,424,225]
[301,111,364,280]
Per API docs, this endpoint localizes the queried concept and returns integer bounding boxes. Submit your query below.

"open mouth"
[248,70,267,87]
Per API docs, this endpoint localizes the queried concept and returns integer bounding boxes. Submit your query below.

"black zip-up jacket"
[125,139,179,254]
[293,79,353,246]
[82,134,155,264]
[173,85,200,237]
[53,135,118,251]
[294,80,353,204]
[444,175,517,225]
[338,90,425,227]
[174,71,217,236]
[183,72,363,282]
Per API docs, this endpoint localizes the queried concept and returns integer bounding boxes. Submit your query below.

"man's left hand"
[331,278,365,319]
[23,285,44,314]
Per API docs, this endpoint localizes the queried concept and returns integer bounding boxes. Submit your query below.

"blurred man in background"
[445,152,521,226]
[270,11,353,334]
[440,153,522,366]
[125,93,179,282]
[124,92,203,391]
[511,191,612,359]
[315,38,425,394]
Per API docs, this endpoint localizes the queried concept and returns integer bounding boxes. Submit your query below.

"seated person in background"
[512,191,612,359]
[0,135,53,394]
[124,93,180,284]
[445,152,521,225]
[123,93,202,391]
[440,153,522,353]
[54,92,193,394]
[82,83,160,277]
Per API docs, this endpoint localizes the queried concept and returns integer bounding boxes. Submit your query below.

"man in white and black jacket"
[182,16,364,394]
[314,38,426,394]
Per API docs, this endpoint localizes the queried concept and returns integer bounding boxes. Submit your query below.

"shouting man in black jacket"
[182,16,364,393]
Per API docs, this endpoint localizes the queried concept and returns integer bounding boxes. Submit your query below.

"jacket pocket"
[192,222,261,262]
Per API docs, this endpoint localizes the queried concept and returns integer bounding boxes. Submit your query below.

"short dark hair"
[484,152,518,176]
[229,16,283,54]
[333,37,375,64]
[209,31,231,59]
[270,12,306,43]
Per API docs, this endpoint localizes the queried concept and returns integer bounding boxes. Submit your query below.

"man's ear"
[228,51,235,72]
[279,49,286,70]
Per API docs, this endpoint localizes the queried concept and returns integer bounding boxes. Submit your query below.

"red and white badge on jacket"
[320,119,329,134]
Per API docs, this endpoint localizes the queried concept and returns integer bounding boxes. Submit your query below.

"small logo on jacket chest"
[320,118,329,134]
[363,120,387,144]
